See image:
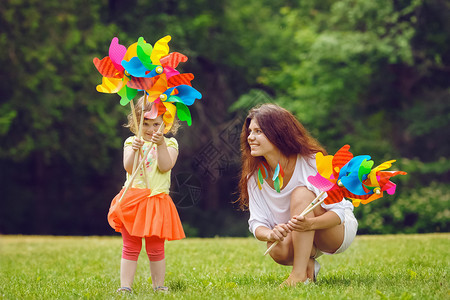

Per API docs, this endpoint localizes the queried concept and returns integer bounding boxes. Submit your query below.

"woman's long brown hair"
[237,104,327,210]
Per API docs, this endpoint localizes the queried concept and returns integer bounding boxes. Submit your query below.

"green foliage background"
[0,0,448,236]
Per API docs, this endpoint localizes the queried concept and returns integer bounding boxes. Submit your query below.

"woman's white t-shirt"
[248,154,355,236]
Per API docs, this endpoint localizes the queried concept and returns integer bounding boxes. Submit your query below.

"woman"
[237,104,358,286]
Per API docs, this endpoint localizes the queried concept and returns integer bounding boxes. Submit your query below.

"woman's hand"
[131,138,145,151]
[267,223,291,242]
[287,215,314,232]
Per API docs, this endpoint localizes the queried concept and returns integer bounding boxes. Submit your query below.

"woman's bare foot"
[279,273,309,287]
[280,259,317,287]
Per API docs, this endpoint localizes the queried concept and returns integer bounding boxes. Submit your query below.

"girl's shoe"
[116,287,132,293]
[154,286,169,292]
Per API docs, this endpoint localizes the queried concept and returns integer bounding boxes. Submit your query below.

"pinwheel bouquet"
[265,145,407,255]
[93,35,201,133]
[307,145,407,207]
[93,35,202,201]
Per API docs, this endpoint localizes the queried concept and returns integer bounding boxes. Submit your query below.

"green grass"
[0,234,448,299]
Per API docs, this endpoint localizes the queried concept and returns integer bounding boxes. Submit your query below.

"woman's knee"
[269,242,292,266]
[290,186,315,211]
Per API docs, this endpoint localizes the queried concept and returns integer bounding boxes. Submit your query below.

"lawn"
[0,234,448,299]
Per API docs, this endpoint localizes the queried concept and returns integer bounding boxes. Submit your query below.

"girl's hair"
[237,103,326,210]
[124,96,180,135]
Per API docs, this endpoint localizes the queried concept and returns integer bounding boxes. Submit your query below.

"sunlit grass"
[0,234,448,299]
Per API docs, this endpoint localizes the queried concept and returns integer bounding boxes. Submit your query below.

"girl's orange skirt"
[108,188,185,240]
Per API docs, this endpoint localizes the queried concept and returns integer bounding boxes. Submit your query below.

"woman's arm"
[255,224,292,242]
[287,211,341,232]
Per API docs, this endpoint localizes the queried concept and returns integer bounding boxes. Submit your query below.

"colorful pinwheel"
[93,37,142,105]
[144,73,202,133]
[349,161,407,207]
[307,145,407,207]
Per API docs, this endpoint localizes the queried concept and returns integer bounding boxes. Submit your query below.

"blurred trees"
[0,0,448,235]
[231,0,450,233]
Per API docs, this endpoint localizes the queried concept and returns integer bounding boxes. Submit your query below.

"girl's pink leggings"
[121,227,165,261]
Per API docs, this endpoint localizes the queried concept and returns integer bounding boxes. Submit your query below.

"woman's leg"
[285,187,316,284]
[145,236,166,288]
[268,187,316,285]
[121,228,142,288]
[269,234,317,281]
[269,187,346,285]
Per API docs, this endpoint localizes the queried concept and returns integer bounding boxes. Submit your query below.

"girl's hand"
[287,215,314,232]
[131,138,145,151]
[267,224,291,242]
[151,131,165,146]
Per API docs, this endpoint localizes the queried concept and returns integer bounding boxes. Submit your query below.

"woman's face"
[247,118,276,157]
[142,115,164,142]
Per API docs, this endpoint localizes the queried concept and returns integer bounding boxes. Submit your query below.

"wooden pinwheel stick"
[129,100,139,138]
[129,99,149,187]
[118,123,165,203]
[129,100,146,163]
[132,94,147,173]
[263,191,326,256]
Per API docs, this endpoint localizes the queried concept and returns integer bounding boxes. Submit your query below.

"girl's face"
[247,118,276,157]
[142,115,164,142]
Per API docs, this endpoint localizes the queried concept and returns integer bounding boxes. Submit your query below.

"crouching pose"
[237,104,358,286]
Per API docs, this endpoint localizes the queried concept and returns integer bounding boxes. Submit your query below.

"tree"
[0,0,125,234]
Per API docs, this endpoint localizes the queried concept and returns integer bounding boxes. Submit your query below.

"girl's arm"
[287,211,341,232]
[123,138,145,174]
[152,132,178,173]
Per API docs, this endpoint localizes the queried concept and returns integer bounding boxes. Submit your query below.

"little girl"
[108,96,185,293]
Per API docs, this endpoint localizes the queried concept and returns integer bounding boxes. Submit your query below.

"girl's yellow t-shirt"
[123,136,178,196]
